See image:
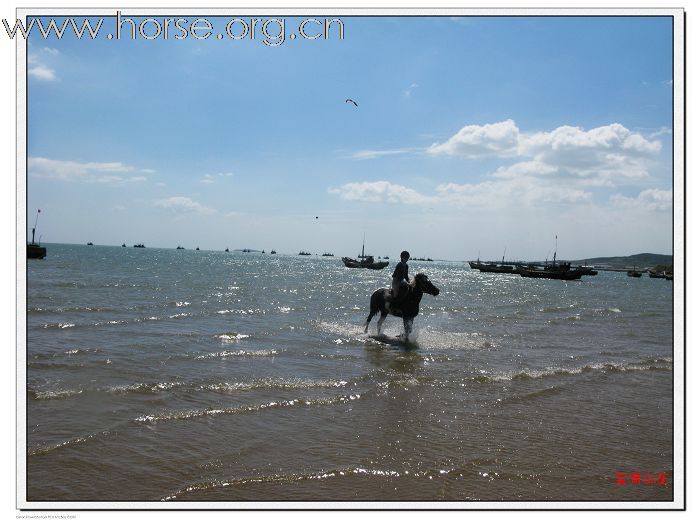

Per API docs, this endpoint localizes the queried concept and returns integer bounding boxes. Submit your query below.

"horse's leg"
[402,317,413,341]
[364,293,379,333]
[377,312,388,335]
[364,311,374,333]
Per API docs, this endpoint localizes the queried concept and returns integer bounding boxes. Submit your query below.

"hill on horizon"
[571,253,672,268]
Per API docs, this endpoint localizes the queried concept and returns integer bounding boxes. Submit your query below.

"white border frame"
[15,6,685,511]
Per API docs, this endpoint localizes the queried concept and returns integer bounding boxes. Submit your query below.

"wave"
[27,430,112,457]
[135,393,361,424]
[28,387,84,400]
[469,357,673,384]
[495,385,564,405]
[162,464,464,501]
[29,375,353,400]
[41,322,76,330]
[216,333,250,342]
[196,349,277,359]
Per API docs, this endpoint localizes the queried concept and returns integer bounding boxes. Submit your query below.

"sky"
[24,13,675,261]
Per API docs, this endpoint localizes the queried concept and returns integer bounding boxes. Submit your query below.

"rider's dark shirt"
[393,261,409,282]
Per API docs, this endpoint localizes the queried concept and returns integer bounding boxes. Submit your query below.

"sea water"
[25,244,674,502]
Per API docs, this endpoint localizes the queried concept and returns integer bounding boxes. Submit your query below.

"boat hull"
[27,244,46,259]
[519,268,584,280]
[342,257,389,270]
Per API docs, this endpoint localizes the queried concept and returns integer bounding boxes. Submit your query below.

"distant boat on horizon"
[27,209,47,259]
[342,235,389,270]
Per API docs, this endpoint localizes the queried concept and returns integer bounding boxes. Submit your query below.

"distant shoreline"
[33,243,672,268]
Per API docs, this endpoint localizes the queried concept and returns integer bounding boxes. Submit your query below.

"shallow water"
[25,244,674,502]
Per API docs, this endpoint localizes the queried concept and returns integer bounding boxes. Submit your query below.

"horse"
[363,273,440,340]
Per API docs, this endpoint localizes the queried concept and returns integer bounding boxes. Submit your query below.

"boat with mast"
[342,234,389,270]
[27,209,47,259]
[518,236,586,280]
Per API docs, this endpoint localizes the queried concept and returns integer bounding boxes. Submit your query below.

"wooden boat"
[27,209,46,259]
[578,266,598,276]
[649,270,666,278]
[519,265,585,280]
[342,236,389,270]
[518,245,585,280]
[627,267,642,277]
[469,257,520,274]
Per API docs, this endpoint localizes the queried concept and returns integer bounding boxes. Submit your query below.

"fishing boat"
[648,270,666,278]
[578,266,598,276]
[469,255,520,274]
[342,235,389,270]
[298,251,311,256]
[87,242,93,246]
[177,246,185,250]
[271,250,277,254]
[27,209,47,259]
[519,261,585,280]
[627,267,642,278]
[517,238,586,280]
[134,244,145,248]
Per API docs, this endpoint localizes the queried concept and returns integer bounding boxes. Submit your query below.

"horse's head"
[413,273,440,296]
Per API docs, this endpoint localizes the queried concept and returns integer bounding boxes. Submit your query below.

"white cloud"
[610,188,672,212]
[516,123,661,185]
[427,119,520,158]
[426,120,661,186]
[200,171,235,183]
[649,126,672,139]
[329,181,436,205]
[350,148,421,160]
[403,82,418,98]
[28,65,58,81]
[28,157,147,184]
[28,47,59,81]
[329,177,591,209]
[338,120,665,213]
[154,196,215,214]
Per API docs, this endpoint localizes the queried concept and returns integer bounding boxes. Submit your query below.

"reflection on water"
[26,245,673,502]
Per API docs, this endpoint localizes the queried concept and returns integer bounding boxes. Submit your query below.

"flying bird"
[345,98,358,107]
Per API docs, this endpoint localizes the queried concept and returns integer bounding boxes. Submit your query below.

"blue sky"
[25,14,674,261]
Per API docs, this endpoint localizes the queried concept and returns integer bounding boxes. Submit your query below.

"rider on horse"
[391,250,410,305]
